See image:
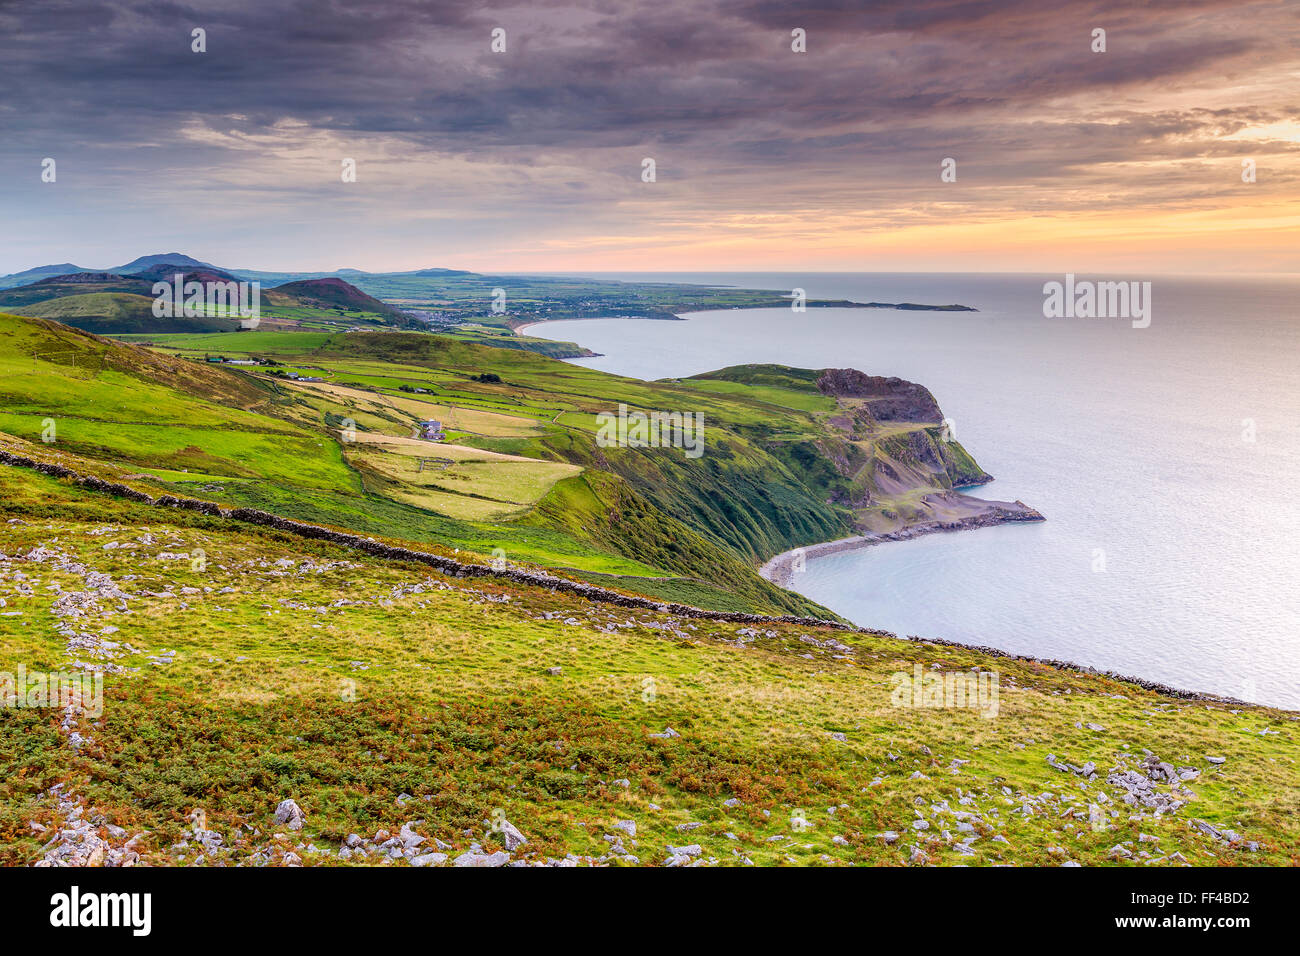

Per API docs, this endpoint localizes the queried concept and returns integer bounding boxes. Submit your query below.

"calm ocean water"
[525,272,1300,708]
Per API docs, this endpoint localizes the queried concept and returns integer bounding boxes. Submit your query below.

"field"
[0,315,1044,618]
[0,315,850,615]
[1,312,1297,868]
[1,463,1296,867]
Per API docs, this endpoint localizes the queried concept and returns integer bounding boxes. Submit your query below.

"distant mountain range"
[0,252,976,337]
[113,252,217,274]
[0,253,422,334]
[0,253,474,291]
[0,253,217,287]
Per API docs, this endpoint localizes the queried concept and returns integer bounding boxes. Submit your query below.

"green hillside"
[0,315,1044,617]
[0,314,846,616]
[0,274,154,309]
[17,292,240,334]
[0,312,1295,869]
[1,451,1296,869]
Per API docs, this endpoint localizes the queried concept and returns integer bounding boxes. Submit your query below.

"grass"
[0,314,871,617]
[348,442,582,521]
[0,311,1034,621]
[110,330,338,355]
[1,465,1296,867]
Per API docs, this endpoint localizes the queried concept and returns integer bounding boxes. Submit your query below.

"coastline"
[512,317,647,336]
[475,310,1276,711]
[759,501,1044,589]
[754,504,1285,705]
[2,447,1281,708]
[512,298,978,336]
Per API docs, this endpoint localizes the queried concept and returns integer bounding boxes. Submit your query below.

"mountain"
[0,266,411,332]
[0,273,154,309]
[267,276,411,322]
[0,266,261,333]
[112,252,216,273]
[408,267,473,277]
[131,263,246,285]
[0,262,93,290]
[0,311,1290,869]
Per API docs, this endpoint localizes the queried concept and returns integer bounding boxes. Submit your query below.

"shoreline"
[511,314,1261,708]
[757,506,1289,708]
[512,298,979,337]
[513,315,676,337]
[759,502,1045,589]
[502,307,1284,711]
[2,448,1285,710]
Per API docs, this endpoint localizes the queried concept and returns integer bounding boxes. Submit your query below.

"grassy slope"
[0,315,833,617]
[16,292,242,334]
[295,331,981,557]
[1,464,1296,868]
[0,316,1020,617]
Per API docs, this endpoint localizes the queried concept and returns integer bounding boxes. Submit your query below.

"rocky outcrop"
[815,370,943,423]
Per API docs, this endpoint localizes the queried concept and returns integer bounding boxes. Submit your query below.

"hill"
[0,313,830,615]
[0,262,92,290]
[267,277,412,323]
[0,267,414,335]
[131,263,246,285]
[0,311,1295,869]
[1,409,1296,869]
[0,314,1037,616]
[111,252,216,273]
[0,273,154,310]
[15,292,241,334]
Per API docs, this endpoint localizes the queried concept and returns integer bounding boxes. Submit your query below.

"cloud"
[0,0,1296,272]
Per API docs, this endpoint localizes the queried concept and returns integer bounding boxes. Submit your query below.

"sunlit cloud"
[0,0,1296,273]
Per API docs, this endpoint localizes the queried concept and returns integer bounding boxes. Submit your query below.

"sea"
[524,273,1300,708]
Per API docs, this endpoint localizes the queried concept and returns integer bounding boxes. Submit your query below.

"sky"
[1,0,1297,275]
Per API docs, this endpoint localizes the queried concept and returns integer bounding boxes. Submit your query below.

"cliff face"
[757,369,1044,588]
[679,363,1041,554]
[777,369,1039,537]
[816,368,944,423]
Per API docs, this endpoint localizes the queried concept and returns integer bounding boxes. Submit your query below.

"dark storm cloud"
[0,0,1283,148]
[0,0,1295,271]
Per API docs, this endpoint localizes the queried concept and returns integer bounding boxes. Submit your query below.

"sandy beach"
[760,495,1044,589]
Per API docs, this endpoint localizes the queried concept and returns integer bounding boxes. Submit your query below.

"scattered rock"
[273,799,305,831]
[493,819,528,851]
